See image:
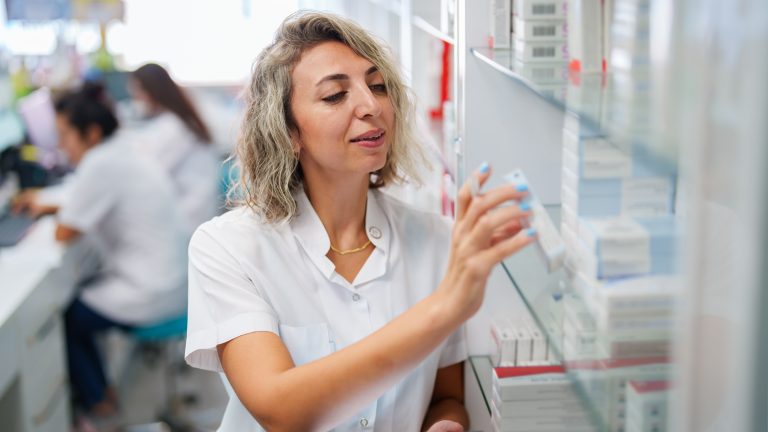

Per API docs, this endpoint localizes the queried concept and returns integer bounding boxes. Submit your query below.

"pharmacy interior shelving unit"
[458,0,682,431]
[457,1,768,432]
[305,1,768,431]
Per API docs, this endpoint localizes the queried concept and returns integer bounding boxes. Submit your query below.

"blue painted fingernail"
[527,228,537,237]
[520,202,531,211]
[516,184,529,192]
[478,162,490,173]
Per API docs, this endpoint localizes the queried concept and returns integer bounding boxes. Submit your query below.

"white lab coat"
[58,137,187,325]
[185,188,467,431]
[129,112,221,240]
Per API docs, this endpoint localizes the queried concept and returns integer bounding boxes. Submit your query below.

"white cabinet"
[0,219,92,432]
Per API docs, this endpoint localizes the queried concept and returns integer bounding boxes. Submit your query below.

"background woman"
[129,63,221,239]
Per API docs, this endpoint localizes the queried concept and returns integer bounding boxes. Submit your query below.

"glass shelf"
[412,14,455,45]
[468,356,494,416]
[469,47,678,169]
[499,204,675,431]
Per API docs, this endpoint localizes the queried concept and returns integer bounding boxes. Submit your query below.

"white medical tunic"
[129,112,221,239]
[58,138,187,325]
[185,188,467,431]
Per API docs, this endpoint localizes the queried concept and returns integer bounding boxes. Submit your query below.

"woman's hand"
[437,163,535,321]
[426,420,465,432]
[11,190,58,218]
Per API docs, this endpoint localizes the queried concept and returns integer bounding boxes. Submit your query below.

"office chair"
[130,314,196,432]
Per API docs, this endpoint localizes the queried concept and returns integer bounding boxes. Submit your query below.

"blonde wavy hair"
[230,11,426,223]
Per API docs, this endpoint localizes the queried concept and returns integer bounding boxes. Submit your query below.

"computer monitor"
[0,109,24,153]
[16,87,60,168]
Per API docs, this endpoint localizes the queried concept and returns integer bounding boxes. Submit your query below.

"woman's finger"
[476,226,537,266]
[461,183,529,232]
[468,203,531,246]
[456,162,491,220]
[489,219,525,245]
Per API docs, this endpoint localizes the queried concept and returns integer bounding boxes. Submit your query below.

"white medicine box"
[514,0,568,20]
[513,17,568,41]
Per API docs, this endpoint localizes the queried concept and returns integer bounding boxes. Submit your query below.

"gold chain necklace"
[329,239,372,255]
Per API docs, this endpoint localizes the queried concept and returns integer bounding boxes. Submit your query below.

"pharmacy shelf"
[469,47,678,169]
[412,14,455,45]
[469,47,570,112]
[499,204,672,431]
[468,356,494,415]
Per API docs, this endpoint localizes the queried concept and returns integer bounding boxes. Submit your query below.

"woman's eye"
[370,84,387,93]
[322,91,347,103]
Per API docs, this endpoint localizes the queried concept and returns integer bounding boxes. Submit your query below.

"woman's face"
[289,41,395,182]
[55,114,98,165]
[127,78,157,117]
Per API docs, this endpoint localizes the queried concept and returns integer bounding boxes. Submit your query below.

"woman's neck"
[303,173,370,250]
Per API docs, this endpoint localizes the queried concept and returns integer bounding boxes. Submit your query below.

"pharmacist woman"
[184,12,534,432]
[16,83,187,416]
[128,62,221,239]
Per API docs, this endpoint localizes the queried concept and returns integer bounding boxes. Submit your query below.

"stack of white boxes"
[557,2,675,430]
[608,0,652,144]
[560,121,679,305]
[562,292,599,361]
[626,380,669,432]
[569,358,668,432]
[491,364,595,432]
[511,0,569,99]
[560,121,676,220]
[491,316,560,367]
[573,274,675,360]
[490,316,596,431]
[559,122,677,429]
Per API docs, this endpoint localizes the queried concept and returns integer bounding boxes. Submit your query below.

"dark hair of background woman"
[132,63,212,143]
[55,82,119,140]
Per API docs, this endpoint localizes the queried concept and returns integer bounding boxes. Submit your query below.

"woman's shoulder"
[191,206,290,253]
[196,206,269,235]
[76,138,134,173]
[155,111,204,142]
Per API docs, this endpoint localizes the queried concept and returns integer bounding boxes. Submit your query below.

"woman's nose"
[353,85,383,118]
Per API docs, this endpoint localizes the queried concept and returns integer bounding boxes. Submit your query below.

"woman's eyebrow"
[316,73,348,86]
[316,66,378,86]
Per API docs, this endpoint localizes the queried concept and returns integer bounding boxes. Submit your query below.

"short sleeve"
[57,156,115,231]
[438,324,468,368]
[184,225,279,372]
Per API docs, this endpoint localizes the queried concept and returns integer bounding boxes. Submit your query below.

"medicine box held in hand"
[505,169,566,272]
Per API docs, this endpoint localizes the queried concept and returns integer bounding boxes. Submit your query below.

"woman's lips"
[351,129,385,148]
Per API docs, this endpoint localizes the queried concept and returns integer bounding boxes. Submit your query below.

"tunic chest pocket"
[278,323,335,366]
